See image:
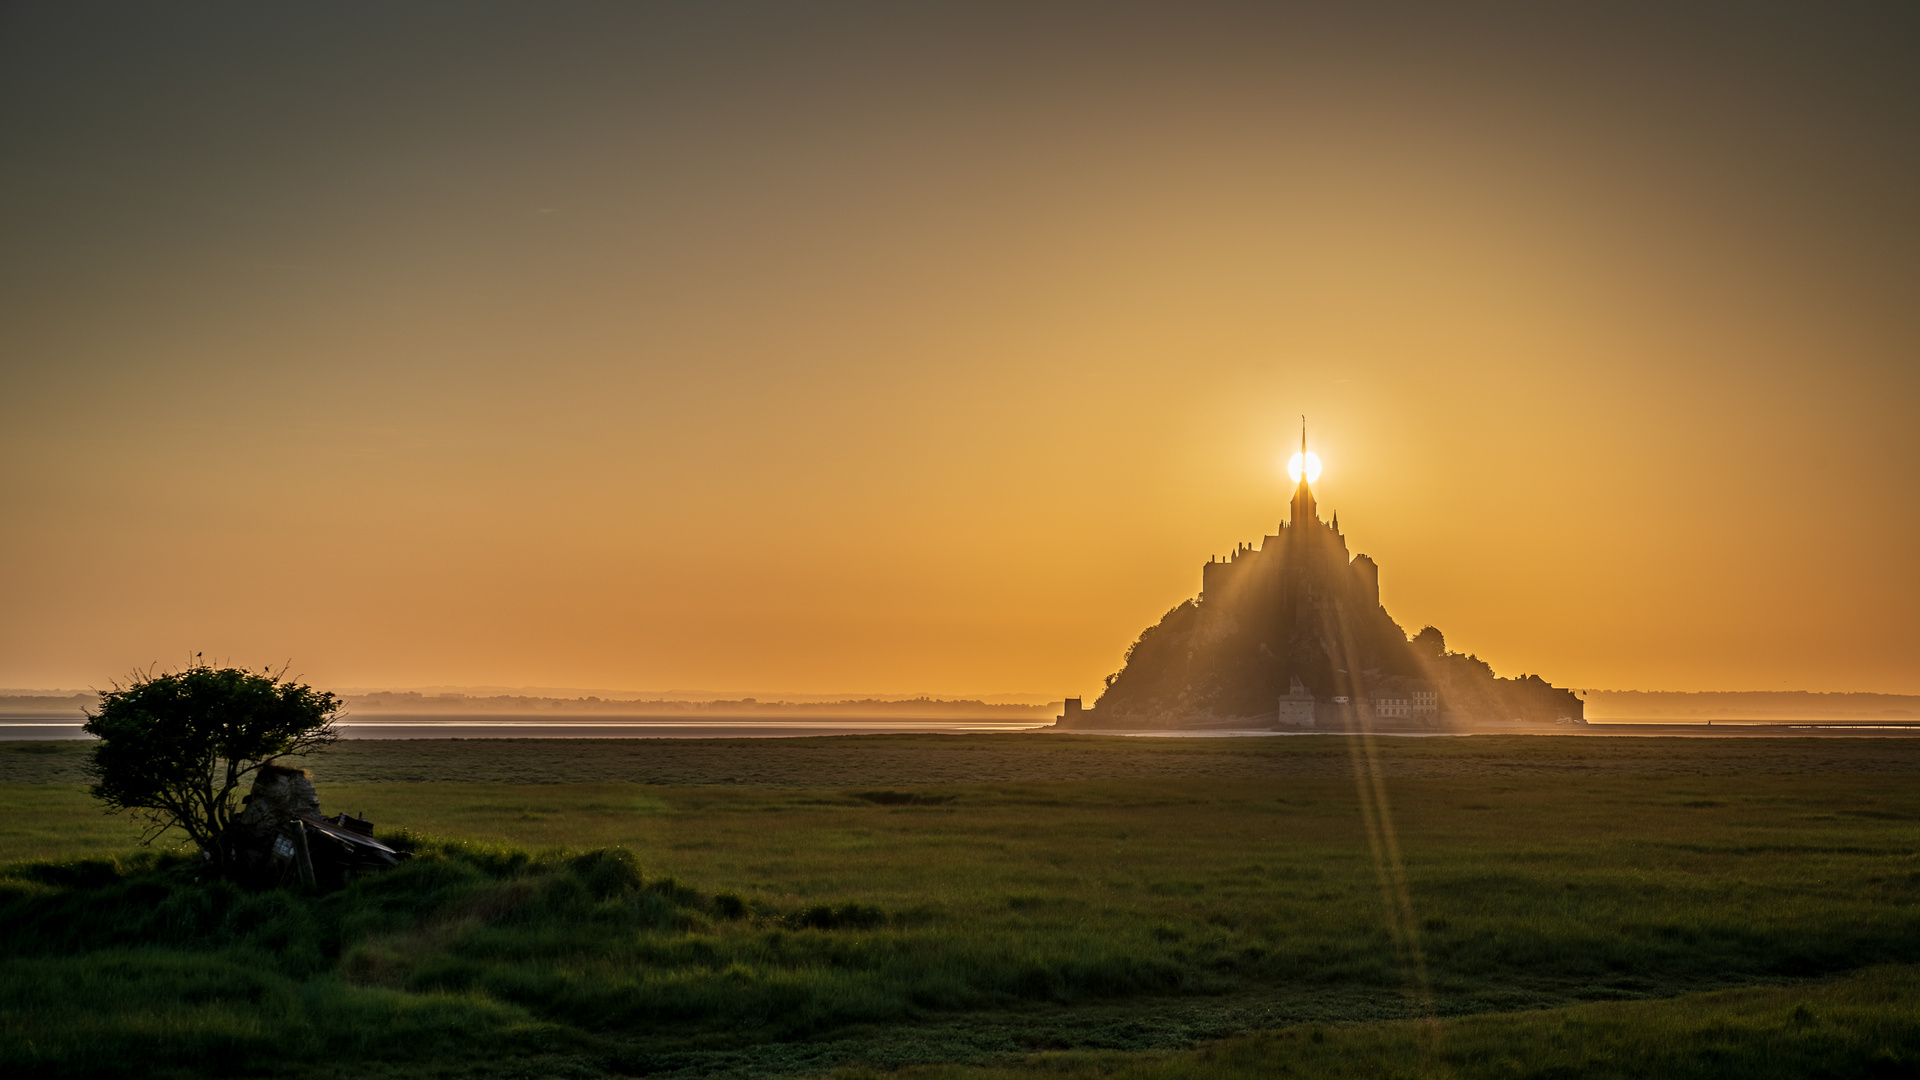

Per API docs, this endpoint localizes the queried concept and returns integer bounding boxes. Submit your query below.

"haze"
[2,3,1915,696]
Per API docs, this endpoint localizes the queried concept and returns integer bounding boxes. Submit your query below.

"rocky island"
[1059,434,1582,731]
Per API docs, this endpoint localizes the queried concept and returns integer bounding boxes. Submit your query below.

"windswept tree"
[83,664,340,868]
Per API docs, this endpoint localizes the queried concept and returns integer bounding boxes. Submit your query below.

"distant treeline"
[341,692,1058,718]
[0,694,92,717]
[1586,690,1920,719]
[0,691,1058,720]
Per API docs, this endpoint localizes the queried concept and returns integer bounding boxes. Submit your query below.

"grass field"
[2,733,1918,1077]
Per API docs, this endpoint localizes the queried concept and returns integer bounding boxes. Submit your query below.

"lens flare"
[1286,451,1323,484]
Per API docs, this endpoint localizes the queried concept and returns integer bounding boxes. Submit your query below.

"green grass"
[2,734,1919,1076]
[10,731,1920,788]
[844,965,1920,1079]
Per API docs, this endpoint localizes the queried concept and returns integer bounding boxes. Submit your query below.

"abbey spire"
[1289,419,1318,526]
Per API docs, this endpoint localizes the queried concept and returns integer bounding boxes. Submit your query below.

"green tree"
[1412,625,1447,659]
[83,664,340,868]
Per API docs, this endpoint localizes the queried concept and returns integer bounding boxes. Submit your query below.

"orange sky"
[2,4,1916,697]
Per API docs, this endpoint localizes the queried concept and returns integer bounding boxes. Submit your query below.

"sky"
[2,2,1916,698]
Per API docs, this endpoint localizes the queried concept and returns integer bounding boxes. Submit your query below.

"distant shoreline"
[8,689,1916,718]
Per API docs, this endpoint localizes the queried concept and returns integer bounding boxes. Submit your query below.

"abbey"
[1059,437,1583,731]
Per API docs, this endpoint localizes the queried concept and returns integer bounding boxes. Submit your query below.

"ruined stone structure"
[1058,431,1582,730]
[220,764,408,889]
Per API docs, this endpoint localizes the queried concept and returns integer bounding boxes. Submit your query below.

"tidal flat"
[2,734,1917,1078]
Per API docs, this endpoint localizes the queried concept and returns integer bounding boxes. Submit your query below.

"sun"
[1286,451,1322,484]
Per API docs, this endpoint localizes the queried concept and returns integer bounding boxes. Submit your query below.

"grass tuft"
[852,790,958,806]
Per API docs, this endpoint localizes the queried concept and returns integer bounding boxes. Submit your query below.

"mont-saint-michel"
[1060,434,1582,731]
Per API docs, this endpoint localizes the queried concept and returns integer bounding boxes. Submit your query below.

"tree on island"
[83,663,340,870]
[1412,626,1446,659]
